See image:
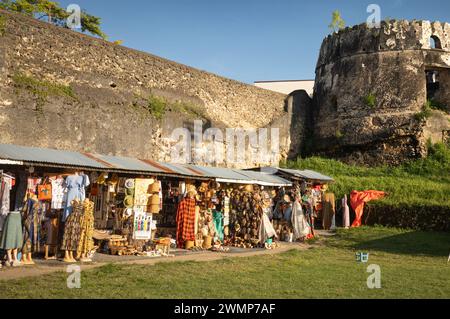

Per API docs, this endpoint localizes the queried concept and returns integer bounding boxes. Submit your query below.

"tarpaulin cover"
[350,190,386,227]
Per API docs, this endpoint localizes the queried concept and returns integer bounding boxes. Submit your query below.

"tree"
[0,0,107,39]
[329,10,346,33]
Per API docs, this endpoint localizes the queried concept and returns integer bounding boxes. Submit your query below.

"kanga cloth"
[213,210,224,242]
[0,212,23,250]
[258,209,277,244]
[176,198,196,248]
[322,193,336,230]
[21,198,42,254]
[76,200,95,256]
[291,200,311,240]
[61,200,84,251]
[350,190,386,227]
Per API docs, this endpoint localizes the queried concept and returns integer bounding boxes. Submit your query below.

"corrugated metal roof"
[237,170,292,186]
[89,154,166,173]
[0,144,105,169]
[190,165,251,181]
[163,163,205,178]
[0,143,292,186]
[276,168,334,182]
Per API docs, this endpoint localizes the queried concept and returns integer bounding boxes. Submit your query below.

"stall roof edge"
[0,143,293,186]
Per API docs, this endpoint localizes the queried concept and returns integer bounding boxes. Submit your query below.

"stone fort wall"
[312,20,450,164]
[0,10,293,168]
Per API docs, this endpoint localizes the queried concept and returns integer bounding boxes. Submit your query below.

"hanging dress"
[322,193,336,230]
[291,200,311,240]
[213,210,224,242]
[22,197,42,254]
[62,175,85,222]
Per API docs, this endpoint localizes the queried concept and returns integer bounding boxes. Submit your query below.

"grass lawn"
[1,227,449,299]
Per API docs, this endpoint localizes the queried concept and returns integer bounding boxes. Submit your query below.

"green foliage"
[171,100,205,118]
[12,73,76,112]
[0,0,107,39]
[141,93,205,121]
[0,14,6,35]
[285,143,450,208]
[364,93,376,108]
[80,10,107,40]
[146,94,167,120]
[329,10,346,33]
[335,129,344,139]
[414,101,433,121]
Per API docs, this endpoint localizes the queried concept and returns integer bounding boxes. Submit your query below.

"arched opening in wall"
[430,36,442,49]
[425,68,450,111]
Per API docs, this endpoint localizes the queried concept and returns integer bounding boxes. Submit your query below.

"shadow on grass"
[329,227,450,257]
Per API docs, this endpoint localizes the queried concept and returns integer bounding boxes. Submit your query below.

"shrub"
[0,15,6,36]
[12,73,76,112]
[364,93,376,108]
[414,101,432,121]
[146,94,167,120]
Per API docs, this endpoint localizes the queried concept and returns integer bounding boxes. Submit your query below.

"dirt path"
[0,243,309,281]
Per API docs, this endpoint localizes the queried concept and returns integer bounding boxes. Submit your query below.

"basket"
[244,184,254,193]
[149,204,160,214]
[202,236,212,249]
[149,195,160,205]
[185,240,195,250]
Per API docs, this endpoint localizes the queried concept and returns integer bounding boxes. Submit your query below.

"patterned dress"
[76,200,95,255]
[61,200,84,251]
[22,197,42,254]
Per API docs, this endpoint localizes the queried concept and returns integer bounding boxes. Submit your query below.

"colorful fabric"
[0,212,23,250]
[350,190,386,227]
[76,200,95,255]
[61,200,84,251]
[176,198,196,248]
[213,210,224,242]
[22,198,42,254]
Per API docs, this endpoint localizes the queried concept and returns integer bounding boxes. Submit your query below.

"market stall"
[0,143,334,270]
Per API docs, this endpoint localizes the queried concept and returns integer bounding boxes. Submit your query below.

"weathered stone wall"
[0,10,290,168]
[312,20,450,165]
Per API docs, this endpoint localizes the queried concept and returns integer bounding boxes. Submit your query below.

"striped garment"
[176,198,196,248]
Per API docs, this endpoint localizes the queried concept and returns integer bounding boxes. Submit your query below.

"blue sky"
[58,0,450,84]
